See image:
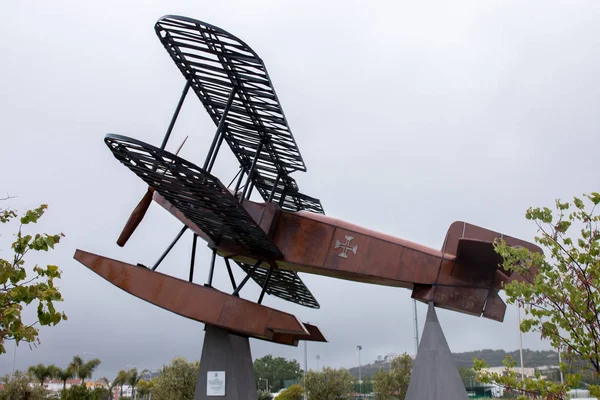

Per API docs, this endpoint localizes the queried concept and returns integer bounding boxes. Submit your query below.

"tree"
[0,203,66,354]
[373,353,412,400]
[60,384,108,400]
[127,367,150,399]
[56,365,77,391]
[151,357,199,400]
[72,355,102,384]
[458,367,476,388]
[137,379,155,400]
[28,363,58,386]
[253,355,302,392]
[97,377,115,400]
[0,371,47,400]
[304,367,355,400]
[114,369,129,398]
[276,384,303,400]
[474,192,600,399]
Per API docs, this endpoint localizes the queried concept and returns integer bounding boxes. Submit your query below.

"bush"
[0,371,47,400]
[60,385,109,400]
[278,384,304,400]
[258,390,273,400]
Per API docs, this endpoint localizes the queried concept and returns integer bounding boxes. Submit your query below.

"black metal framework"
[105,134,282,260]
[152,226,188,271]
[155,15,325,215]
[108,16,327,310]
[189,233,198,282]
[106,134,321,308]
[235,261,320,309]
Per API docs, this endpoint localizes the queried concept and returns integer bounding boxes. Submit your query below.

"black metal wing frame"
[154,15,325,215]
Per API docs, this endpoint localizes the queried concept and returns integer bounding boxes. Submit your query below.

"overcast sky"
[1,0,599,381]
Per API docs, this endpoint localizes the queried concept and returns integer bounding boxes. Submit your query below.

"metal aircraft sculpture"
[74,15,541,349]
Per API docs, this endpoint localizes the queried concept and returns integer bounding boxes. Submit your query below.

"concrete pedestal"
[194,326,257,400]
[405,302,469,400]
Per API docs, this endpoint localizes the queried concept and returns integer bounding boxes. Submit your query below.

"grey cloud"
[1,0,597,380]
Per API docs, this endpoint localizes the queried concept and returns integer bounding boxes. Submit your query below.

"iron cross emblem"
[335,236,358,258]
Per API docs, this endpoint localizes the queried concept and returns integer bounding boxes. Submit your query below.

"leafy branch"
[475,192,600,399]
[0,203,67,354]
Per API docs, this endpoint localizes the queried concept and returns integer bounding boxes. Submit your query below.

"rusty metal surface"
[102,136,541,323]
[73,249,325,346]
[262,209,541,322]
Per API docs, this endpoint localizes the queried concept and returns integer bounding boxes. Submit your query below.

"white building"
[115,384,133,397]
[43,378,83,392]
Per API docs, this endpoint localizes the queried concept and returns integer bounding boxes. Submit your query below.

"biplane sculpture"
[74,15,540,396]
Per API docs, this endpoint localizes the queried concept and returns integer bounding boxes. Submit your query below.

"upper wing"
[155,15,324,215]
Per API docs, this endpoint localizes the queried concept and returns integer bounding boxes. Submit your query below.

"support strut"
[160,78,192,150]
[224,258,237,292]
[240,141,264,202]
[232,261,261,296]
[267,174,281,202]
[203,88,238,171]
[152,226,188,271]
[189,234,198,282]
[257,266,274,305]
[206,249,217,287]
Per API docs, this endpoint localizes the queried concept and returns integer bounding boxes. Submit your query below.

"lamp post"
[413,299,420,355]
[316,355,320,371]
[12,342,17,378]
[558,345,564,384]
[258,378,269,392]
[303,339,308,400]
[357,345,362,398]
[517,305,525,380]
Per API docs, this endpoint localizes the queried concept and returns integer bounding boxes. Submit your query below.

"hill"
[347,349,558,379]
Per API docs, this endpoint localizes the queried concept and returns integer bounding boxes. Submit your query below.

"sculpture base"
[194,325,257,400]
[405,302,469,400]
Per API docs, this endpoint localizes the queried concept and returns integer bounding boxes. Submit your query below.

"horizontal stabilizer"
[412,221,542,322]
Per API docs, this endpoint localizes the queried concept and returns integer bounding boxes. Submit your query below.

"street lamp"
[258,378,269,392]
[316,355,320,371]
[357,346,362,398]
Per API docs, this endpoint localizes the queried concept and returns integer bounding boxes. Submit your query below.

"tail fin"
[412,221,541,322]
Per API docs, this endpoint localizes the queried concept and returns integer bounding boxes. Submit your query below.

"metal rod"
[224,258,237,291]
[232,261,261,296]
[267,174,281,202]
[227,167,243,189]
[203,88,237,170]
[246,181,255,200]
[160,78,192,150]
[257,267,274,304]
[518,304,525,380]
[303,341,308,400]
[152,226,188,271]
[234,167,246,196]
[207,131,226,173]
[558,345,564,384]
[279,187,288,206]
[189,234,198,282]
[206,249,217,287]
[241,141,264,201]
[413,299,420,354]
[357,345,362,397]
